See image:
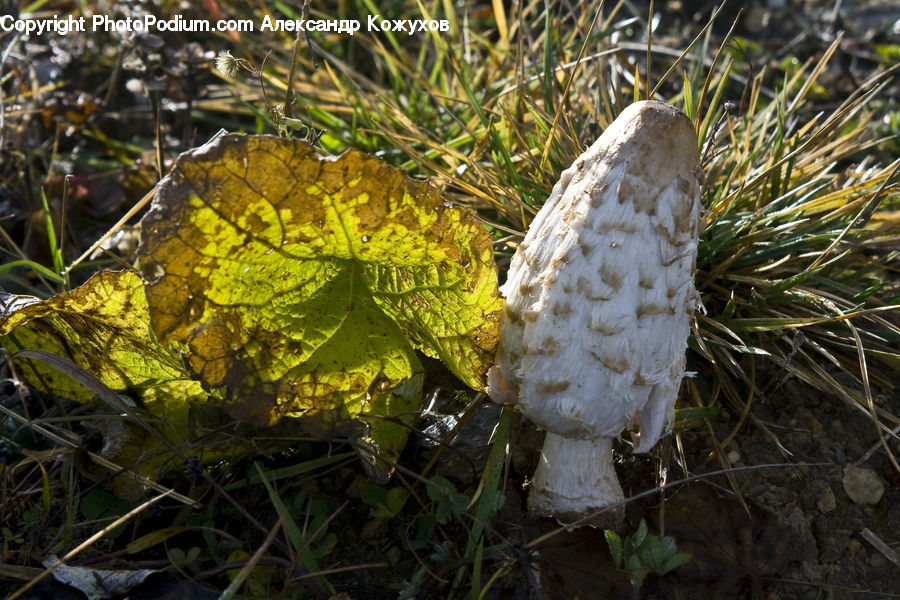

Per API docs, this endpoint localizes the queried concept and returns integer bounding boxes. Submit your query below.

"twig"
[0,30,22,149]
[860,528,900,568]
[525,462,832,548]
[7,490,173,600]
[853,424,900,466]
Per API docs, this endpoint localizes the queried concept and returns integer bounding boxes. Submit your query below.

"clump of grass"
[690,43,900,475]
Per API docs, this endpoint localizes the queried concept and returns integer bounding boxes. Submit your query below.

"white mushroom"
[487,100,702,525]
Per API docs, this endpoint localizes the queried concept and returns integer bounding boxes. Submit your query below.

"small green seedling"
[604,519,691,589]
[425,475,470,525]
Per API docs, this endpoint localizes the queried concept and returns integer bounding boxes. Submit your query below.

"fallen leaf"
[43,554,157,599]
[0,270,199,408]
[137,135,501,446]
[1,136,502,481]
[0,270,216,493]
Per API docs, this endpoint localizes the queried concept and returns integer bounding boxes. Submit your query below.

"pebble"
[868,552,888,569]
[726,450,741,464]
[841,466,884,505]
[816,486,836,513]
[847,539,862,557]
[798,409,824,437]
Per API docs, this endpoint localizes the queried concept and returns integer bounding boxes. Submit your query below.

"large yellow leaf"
[0,270,202,415]
[1,135,502,483]
[0,270,212,494]
[137,134,501,448]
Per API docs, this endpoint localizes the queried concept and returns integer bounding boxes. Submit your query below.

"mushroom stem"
[528,433,624,526]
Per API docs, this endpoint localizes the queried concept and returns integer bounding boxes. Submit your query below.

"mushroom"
[487,100,702,525]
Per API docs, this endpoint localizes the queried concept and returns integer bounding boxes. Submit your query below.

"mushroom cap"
[491,100,702,448]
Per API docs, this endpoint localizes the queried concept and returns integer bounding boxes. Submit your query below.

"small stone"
[841,466,884,505]
[726,450,741,464]
[868,552,888,569]
[816,486,836,513]
[819,534,848,563]
[798,409,824,437]
[847,539,862,556]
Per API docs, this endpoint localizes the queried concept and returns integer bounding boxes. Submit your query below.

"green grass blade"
[0,260,66,284]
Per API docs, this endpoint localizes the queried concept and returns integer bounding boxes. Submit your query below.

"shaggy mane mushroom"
[487,100,703,526]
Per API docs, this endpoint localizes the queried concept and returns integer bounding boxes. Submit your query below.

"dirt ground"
[483,370,900,599]
[337,361,898,599]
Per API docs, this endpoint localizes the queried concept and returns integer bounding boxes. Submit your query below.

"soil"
[325,365,899,599]
[483,372,900,600]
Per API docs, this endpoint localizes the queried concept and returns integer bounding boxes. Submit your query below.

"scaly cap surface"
[491,100,702,449]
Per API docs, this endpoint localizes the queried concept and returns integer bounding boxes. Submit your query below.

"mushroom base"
[527,433,624,528]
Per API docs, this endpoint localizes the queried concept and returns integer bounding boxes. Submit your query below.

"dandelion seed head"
[125,78,145,94]
[215,50,238,78]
